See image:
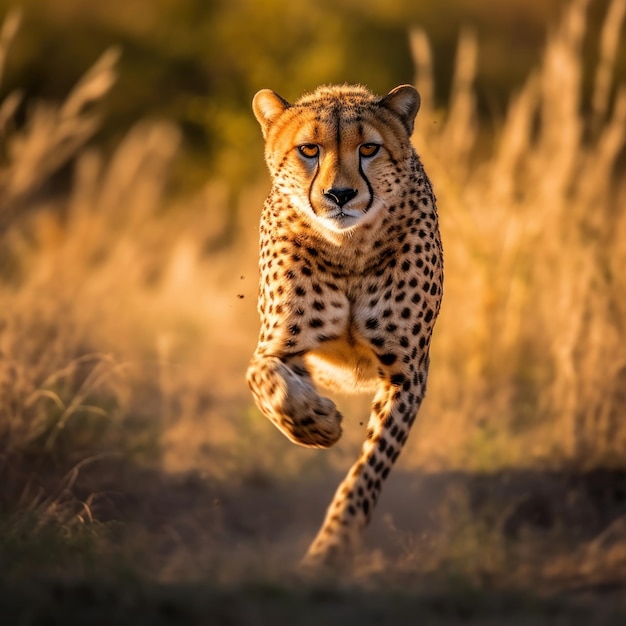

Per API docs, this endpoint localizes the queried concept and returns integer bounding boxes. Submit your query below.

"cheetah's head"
[253,84,420,240]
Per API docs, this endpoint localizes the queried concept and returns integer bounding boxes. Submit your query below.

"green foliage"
[2,0,597,187]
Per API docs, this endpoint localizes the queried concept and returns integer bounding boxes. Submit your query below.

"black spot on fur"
[379,353,397,366]
[390,373,405,387]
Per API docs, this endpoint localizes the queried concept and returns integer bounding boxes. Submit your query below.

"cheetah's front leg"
[301,366,427,568]
[247,352,343,448]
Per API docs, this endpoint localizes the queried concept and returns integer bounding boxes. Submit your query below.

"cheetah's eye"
[298,144,320,159]
[359,143,381,158]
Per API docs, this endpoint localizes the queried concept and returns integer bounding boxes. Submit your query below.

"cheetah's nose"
[324,187,358,208]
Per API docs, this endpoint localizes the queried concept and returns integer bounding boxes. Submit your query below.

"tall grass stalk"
[0,0,625,515]
[409,0,626,468]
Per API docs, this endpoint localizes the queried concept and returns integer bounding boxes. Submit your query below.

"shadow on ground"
[82,463,626,562]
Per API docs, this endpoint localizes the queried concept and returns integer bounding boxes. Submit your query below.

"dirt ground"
[3,461,626,625]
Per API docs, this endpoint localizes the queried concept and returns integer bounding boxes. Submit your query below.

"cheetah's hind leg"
[246,354,343,448]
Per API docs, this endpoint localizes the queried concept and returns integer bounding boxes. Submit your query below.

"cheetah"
[246,84,443,568]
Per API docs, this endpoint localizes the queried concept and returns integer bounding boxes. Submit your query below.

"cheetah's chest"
[304,316,380,394]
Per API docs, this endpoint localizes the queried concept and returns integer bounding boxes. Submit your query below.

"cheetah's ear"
[379,85,421,136]
[253,89,291,139]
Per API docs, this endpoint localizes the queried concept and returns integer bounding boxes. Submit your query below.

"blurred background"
[6,0,623,187]
[1,0,626,597]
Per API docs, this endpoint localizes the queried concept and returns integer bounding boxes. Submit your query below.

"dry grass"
[0,0,626,606]
[407,0,626,470]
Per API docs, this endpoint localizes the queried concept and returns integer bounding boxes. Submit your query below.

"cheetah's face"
[253,85,420,239]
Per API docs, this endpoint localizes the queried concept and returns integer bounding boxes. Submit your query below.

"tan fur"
[247,84,443,568]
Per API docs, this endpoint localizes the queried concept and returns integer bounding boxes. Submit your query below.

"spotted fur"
[246,84,443,568]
